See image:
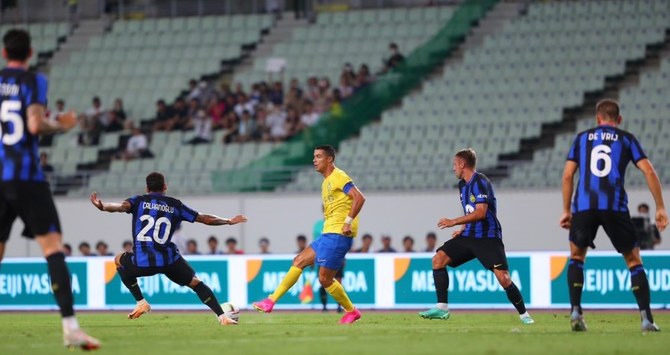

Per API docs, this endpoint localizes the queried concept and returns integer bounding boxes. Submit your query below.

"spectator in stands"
[285,87,303,113]
[221,111,240,144]
[378,235,397,253]
[289,77,303,98]
[299,100,320,129]
[225,237,244,254]
[234,93,255,118]
[207,236,223,255]
[153,99,175,131]
[48,99,66,121]
[186,108,213,145]
[104,109,124,133]
[207,96,227,130]
[63,243,72,257]
[296,234,307,253]
[122,240,133,253]
[381,42,405,74]
[95,241,113,256]
[285,107,301,137]
[355,64,373,91]
[111,98,127,124]
[122,127,151,160]
[78,96,105,145]
[266,105,288,142]
[78,242,96,256]
[223,94,237,115]
[258,237,271,254]
[233,82,246,99]
[330,88,344,117]
[352,233,373,253]
[339,74,354,99]
[235,110,256,143]
[402,236,415,253]
[342,62,355,80]
[249,83,264,105]
[172,97,190,131]
[425,232,437,252]
[67,0,79,28]
[306,76,319,102]
[635,203,662,250]
[269,81,284,106]
[313,77,332,113]
[186,239,200,255]
[255,106,270,140]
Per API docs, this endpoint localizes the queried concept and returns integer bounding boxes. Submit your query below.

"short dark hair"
[96,241,107,249]
[596,99,620,121]
[638,203,650,211]
[296,235,307,242]
[455,148,477,168]
[146,172,166,192]
[63,243,72,251]
[92,96,100,103]
[56,99,65,105]
[315,145,336,159]
[79,242,90,249]
[259,237,269,244]
[225,237,237,245]
[122,240,132,247]
[187,239,197,246]
[207,235,218,243]
[426,232,436,240]
[362,233,372,241]
[389,42,398,50]
[3,29,31,61]
[403,236,414,243]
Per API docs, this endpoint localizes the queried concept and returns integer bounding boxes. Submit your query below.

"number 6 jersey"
[125,193,199,267]
[0,67,48,182]
[566,124,647,213]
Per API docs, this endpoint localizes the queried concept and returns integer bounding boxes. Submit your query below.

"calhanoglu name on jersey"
[142,202,174,213]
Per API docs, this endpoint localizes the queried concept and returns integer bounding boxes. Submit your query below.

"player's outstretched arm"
[560,161,578,229]
[27,104,77,135]
[637,159,668,231]
[196,213,248,226]
[90,192,130,213]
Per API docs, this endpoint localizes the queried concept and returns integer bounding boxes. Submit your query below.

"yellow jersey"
[321,167,359,237]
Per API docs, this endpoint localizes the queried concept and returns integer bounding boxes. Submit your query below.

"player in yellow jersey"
[253,145,366,323]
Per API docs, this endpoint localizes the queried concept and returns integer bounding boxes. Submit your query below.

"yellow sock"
[325,279,355,312]
[269,266,303,302]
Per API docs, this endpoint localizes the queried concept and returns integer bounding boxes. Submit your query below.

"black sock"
[504,282,527,314]
[193,282,224,316]
[117,267,144,302]
[433,268,449,304]
[319,286,328,308]
[567,259,584,315]
[630,264,653,323]
[46,252,74,317]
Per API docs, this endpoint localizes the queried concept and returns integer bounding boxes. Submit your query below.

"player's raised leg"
[419,250,451,320]
[492,268,533,324]
[115,253,151,319]
[567,242,587,331]
[622,248,659,332]
[253,246,316,313]
[36,233,100,350]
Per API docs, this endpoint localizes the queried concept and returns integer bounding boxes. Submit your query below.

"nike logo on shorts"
[493,264,503,268]
[317,259,326,263]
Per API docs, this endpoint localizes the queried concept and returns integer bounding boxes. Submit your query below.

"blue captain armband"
[343,181,354,194]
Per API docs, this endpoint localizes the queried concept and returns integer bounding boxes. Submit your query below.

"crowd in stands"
[45,43,405,166]
[64,230,435,257]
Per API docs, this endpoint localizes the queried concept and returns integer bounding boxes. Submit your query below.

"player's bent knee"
[495,271,512,288]
[319,275,333,288]
[432,253,449,269]
[188,277,201,288]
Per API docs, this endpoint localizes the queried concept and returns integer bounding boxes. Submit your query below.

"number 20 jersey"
[0,68,48,182]
[566,125,646,213]
[126,193,199,267]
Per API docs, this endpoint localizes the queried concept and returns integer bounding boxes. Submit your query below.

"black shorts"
[437,237,509,270]
[570,210,637,253]
[0,181,61,242]
[119,252,196,286]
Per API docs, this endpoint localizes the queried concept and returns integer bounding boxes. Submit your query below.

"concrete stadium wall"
[4,188,669,257]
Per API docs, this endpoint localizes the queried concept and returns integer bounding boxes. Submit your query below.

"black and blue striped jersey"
[0,67,48,182]
[458,172,502,239]
[567,125,646,213]
[126,193,199,267]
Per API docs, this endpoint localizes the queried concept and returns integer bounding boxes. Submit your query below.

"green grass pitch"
[0,311,667,354]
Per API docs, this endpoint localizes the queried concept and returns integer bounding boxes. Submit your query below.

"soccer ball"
[221,302,240,322]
